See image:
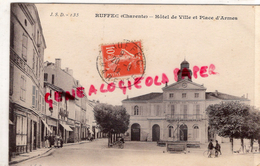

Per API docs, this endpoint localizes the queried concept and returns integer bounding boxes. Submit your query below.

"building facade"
[122,60,250,143]
[9,3,47,155]
[44,59,88,143]
[86,100,99,139]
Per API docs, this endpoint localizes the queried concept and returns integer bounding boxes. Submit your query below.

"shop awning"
[9,120,14,125]
[60,123,73,131]
[41,119,52,133]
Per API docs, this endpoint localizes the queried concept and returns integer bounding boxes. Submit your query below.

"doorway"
[33,121,37,150]
[179,124,188,141]
[131,123,140,141]
[152,124,160,141]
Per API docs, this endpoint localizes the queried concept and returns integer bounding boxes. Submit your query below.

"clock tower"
[177,60,193,82]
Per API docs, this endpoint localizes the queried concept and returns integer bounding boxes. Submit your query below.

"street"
[13,139,259,166]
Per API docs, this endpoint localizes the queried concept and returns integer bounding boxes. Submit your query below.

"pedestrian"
[54,135,60,148]
[45,134,49,148]
[215,140,221,157]
[50,134,54,147]
[120,137,125,144]
[60,136,63,148]
[208,140,214,158]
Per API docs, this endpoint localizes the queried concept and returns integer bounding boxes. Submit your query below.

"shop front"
[15,109,28,154]
[10,103,42,155]
[47,117,58,135]
[67,118,75,143]
[59,121,73,143]
[41,117,52,147]
[75,122,81,142]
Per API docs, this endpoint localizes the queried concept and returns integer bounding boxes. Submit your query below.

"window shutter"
[22,34,28,61]
[36,89,38,108]
[32,86,35,106]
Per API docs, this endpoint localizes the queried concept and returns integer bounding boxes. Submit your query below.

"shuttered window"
[22,34,28,61]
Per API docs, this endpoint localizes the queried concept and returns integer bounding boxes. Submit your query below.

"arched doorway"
[152,124,160,141]
[131,123,140,141]
[193,126,199,141]
[180,124,188,141]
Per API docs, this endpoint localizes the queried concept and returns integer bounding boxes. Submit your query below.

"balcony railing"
[165,114,203,121]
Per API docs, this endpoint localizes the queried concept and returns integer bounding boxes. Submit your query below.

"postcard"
[6,3,260,166]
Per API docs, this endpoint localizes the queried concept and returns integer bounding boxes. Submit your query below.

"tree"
[243,107,260,152]
[93,103,130,146]
[206,101,250,153]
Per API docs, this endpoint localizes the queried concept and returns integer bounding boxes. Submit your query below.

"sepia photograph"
[6,3,260,166]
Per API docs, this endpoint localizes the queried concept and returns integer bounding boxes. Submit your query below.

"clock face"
[182,83,187,88]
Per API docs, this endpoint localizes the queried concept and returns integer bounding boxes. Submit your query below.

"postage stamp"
[97,40,146,86]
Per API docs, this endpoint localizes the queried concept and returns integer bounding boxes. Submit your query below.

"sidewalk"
[9,140,90,165]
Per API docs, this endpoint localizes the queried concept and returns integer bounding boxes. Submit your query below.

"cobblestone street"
[13,139,259,166]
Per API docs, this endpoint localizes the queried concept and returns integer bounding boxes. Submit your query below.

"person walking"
[50,134,54,148]
[215,140,221,157]
[60,136,63,148]
[119,137,125,144]
[208,140,214,158]
[44,135,49,148]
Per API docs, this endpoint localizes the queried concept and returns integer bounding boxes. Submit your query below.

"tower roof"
[181,60,189,65]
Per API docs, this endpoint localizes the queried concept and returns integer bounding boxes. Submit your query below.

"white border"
[1,1,260,165]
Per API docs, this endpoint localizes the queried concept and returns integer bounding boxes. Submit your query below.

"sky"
[35,4,256,106]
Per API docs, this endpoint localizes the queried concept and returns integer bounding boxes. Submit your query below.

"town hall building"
[122,60,250,143]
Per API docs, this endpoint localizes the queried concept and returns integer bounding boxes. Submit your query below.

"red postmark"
[101,41,144,79]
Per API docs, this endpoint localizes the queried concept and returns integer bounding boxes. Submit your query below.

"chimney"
[215,90,218,96]
[68,69,73,76]
[165,82,168,87]
[246,93,248,99]
[55,58,61,68]
[65,67,69,72]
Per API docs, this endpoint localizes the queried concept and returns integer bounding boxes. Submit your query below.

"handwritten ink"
[89,85,97,96]
[54,91,62,102]
[200,66,208,77]
[193,66,200,79]
[119,80,127,94]
[134,77,144,89]
[45,93,53,109]
[145,76,153,87]
[107,82,116,92]
[100,84,107,93]
[65,89,75,100]
[76,87,85,98]
[173,68,179,82]
[127,80,132,90]
[208,64,218,75]
[161,73,169,84]
[154,75,161,86]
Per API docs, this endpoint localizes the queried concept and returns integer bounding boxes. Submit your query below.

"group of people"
[44,134,63,148]
[208,140,221,158]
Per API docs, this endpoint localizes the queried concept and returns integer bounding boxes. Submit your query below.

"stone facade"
[44,59,88,143]
[122,60,250,143]
[9,3,47,155]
